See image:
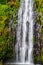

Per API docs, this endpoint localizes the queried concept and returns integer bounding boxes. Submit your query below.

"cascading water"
[15,0,34,64]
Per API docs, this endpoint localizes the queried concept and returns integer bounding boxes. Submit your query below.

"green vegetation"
[34,0,43,63]
[0,0,20,64]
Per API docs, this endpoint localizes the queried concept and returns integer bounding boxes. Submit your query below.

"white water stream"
[15,0,34,64]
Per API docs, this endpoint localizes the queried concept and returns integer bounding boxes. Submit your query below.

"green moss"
[34,56,38,63]
[34,0,43,63]
[41,48,43,62]
[0,0,20,61]
[0,61,3,65]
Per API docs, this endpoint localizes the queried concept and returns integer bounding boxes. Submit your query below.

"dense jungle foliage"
[0,0,20,63]
[34,0,43,64]
[0,0,43,64]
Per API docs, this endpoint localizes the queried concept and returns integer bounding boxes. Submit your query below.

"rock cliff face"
[34,20,43,64]
[33,18,41,63]
[33,6,43,63]
[33,0,43,63]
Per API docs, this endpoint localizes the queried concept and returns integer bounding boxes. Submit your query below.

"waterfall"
[15,0,34,64]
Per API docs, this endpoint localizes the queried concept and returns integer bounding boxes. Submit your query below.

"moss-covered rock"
[34,0,43,63]
[0,0,20,62]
